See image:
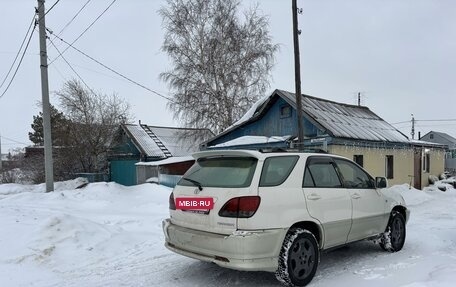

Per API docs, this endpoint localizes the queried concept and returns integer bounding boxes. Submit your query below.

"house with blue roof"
[109,123,213,186]
[203,89,445,189]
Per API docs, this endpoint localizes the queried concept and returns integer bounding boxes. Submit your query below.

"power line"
[48,30,174,102]
[48,0,92,46]
[391,120,410,125]
[0,21,37,99]
[48,56,69,82]
[1,135,29,145]
[392,119,456,125]
[44,0,62,16]
[0,13,36,90]
[48,0,117,65]
[417,119,456,122]
[48,35,96,95]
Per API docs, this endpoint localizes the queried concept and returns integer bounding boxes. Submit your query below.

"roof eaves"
[121,124,148,157]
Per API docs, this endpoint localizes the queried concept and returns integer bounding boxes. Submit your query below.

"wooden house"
[109,123,213,186]
[203,89,445,189]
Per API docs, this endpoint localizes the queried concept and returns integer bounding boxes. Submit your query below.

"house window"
[385,155,394,179]
[423,152,430,173]
[430,134,434,139]
[353,155,364,167]
[280,105,292,118]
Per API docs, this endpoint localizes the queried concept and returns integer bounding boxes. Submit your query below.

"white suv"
[162,150,410,286]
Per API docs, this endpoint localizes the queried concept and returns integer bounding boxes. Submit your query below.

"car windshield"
[177,156,258,188]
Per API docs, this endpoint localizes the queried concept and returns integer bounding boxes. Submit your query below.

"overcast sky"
[1,0,455,153]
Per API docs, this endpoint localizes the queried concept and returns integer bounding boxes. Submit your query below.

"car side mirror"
[376,177,388,188]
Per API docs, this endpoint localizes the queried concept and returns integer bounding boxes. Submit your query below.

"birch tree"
[160,0,278,134]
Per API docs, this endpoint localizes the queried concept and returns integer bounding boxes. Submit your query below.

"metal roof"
[123,124,213,158]
[205,89,410,145]
[276,90,409,143]
[421,131,456,148]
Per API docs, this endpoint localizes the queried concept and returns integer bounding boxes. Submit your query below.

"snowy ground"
[0,179,455,287]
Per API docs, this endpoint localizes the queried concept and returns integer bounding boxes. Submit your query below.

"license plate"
[175,197,214,210]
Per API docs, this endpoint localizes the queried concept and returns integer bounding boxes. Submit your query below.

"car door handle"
[307,193,321,200]
[351,193,361,199]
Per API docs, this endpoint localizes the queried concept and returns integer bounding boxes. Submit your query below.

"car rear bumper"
[162,218,286,272]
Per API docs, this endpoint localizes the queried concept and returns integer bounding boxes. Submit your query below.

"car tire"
[380,211,406,252]
[275,228,319,287]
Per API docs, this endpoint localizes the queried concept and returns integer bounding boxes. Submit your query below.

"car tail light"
[218,196,260,218]
[169,192,176,210]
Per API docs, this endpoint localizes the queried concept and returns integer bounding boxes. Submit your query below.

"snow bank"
[383,184,433,206]
[0,177,88,197]
[1,179,456,286]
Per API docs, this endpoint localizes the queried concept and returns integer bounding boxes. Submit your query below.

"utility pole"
[411,114,415,140]
[358,92,361,106]
[292,0,304,150]
[37,0,54,192]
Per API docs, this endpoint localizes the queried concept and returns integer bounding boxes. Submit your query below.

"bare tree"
[55,79,131,173]
[160,0,278,134]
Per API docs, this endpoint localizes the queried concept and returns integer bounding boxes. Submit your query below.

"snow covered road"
[0,180,455,287]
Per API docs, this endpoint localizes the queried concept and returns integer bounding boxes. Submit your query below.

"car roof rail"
[258,148,328,154]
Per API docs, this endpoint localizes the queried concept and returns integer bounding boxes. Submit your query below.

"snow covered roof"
[210,89,410,144]
[421,131,456,148]
[409,139,448,148]
[124,125,164,157]
[279,90,410,142]
[212,135,293,148]
[135,156,194,166]
[123,124,213,158]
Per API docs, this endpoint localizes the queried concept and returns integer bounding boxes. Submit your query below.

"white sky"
[1,0,455,153]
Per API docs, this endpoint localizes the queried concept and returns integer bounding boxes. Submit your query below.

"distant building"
[109,123,213,186]
[420,131,456,174]
[203,89,446,189]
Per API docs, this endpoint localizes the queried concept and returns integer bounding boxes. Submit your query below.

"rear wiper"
[182,177,203,191]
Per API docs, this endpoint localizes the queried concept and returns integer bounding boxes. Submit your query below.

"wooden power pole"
[292,0,304,150]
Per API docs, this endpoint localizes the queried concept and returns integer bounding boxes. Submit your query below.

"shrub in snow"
[428,175,439,184]
[439,173,447,180]
[437,185,447,192]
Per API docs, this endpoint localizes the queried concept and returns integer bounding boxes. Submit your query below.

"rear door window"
[259,156,299,187]
[304,157,342,188]
[177,157,258,188]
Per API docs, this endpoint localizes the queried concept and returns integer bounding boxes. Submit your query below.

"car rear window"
[177,157,258,188]
[259,156,299,187]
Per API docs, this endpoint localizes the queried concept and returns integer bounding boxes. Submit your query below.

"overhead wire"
[44,0,62,16]
[48,29,175,102]
[0,20,37,99]
[47,35,96,95]
[0,13,36,90]
[48,0,117,65]
[1,135,29,146]
[48,0,92,47]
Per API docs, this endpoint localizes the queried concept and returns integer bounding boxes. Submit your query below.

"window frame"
[302,156,343,188]
[280,104,292,118]
[385,155,394,179]
[423,152,430,173]
[333,158,375,189]
[177,156,258,188]
[259,155,299,187]
[353,154,364,167]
